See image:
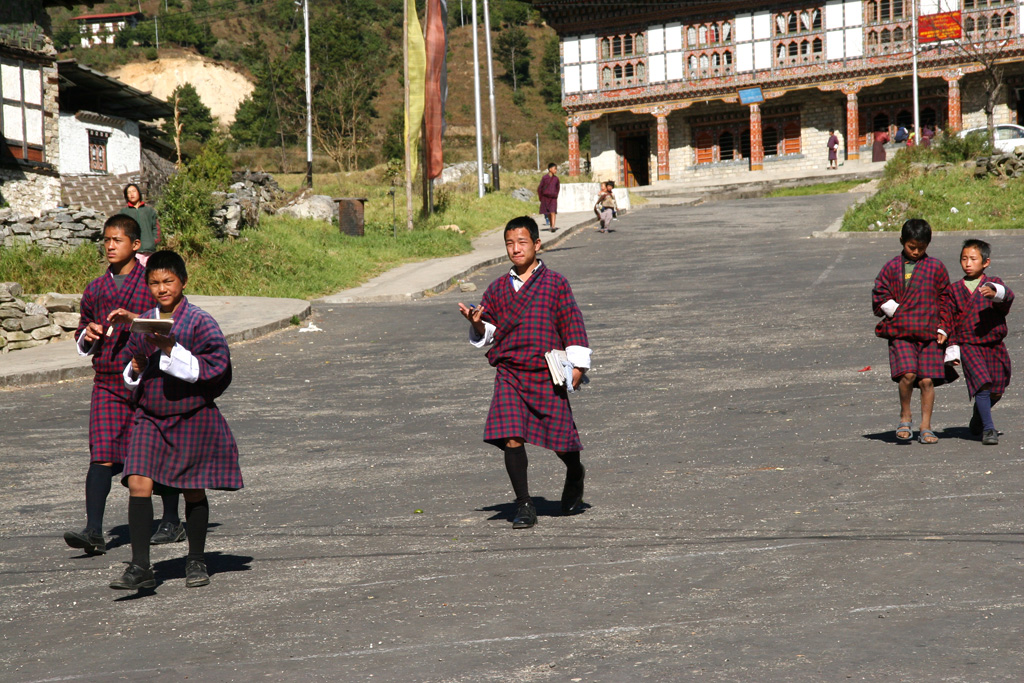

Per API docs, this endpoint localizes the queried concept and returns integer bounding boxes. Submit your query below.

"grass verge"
[766,179,872,197]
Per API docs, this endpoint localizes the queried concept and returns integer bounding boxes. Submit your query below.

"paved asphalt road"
[4,195,1024,682]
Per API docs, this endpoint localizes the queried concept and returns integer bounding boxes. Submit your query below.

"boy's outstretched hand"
[145,332,176,355]
[458,303,486,336]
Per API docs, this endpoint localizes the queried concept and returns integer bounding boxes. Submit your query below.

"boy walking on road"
[537,164,560,233]
[941,239,1014,445]
[872,219,951,444]
[459,216,591,529]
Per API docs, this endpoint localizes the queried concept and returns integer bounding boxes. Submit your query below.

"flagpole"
[471,0,485,198]
[483,0,499,191]
[303,0,313,188]
[404,0,414,229]
[912,0,920,142]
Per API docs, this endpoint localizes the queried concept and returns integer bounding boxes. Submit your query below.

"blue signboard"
[738,87,764,105]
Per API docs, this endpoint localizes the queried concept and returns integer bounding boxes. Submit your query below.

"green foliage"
[0,243,104,295]
[188,137,233,188]
[381,108,405,162]
[155,138,233,257]
[538,36,562,112]
[767,179,872,197]
[52,23,79,51]
[494,0,531,26]
[934,129,991,162]
[160,11,215,52]
[496,26,531,90]
[163,83,215,144]
[511,89,526,109]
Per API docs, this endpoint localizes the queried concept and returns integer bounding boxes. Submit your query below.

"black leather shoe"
[561,465,586,515]
[185,559,210,587]
[110,563,156,590]
[150,521,186,545]
[512,501,537,529]
[969,404,983,435]
[64,528,106,555]
[982,429,999,445]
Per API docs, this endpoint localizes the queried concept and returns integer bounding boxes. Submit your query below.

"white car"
[958,124,1024,154]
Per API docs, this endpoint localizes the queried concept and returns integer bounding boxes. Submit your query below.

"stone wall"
[0,167,62,217]
[0,282,80,353]
[212,170,284,238]
[0,205,105,251]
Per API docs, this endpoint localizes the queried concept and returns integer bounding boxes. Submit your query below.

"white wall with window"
[58,112,140,175]
[562,35,599,94]
[647,23,684,83]
[1,58,46,163]
[735,11,773,72]
[825,0,864,60]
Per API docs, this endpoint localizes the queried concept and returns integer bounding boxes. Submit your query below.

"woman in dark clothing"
[872,130,890,162]
[118,184,161,256]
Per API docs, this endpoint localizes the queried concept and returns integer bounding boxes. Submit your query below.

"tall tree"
[162,83,215,143]
[496,26,531,91]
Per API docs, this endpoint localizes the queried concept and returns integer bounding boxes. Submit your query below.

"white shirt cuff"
[566,345,592,370]
[880,299,899,318]
[937,328,946,337]
[470,321,496,348]
[944,344,961,363]
[158,343,200,383]
[991,283,1006,302]
[76,328,100,356]
[123,360,141,388]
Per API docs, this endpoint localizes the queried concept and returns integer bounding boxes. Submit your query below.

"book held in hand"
[545,349,570,386]
[130,318,173,335]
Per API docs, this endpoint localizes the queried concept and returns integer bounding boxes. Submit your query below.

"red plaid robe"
[77,259,155,464]
[123,298,242,492]
[537,174,560,215]
[479,264,589,452]
[941,275,1013,398]
[872,254,949,341]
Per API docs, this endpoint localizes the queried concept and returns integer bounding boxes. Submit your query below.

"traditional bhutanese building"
[535,0,1024,185]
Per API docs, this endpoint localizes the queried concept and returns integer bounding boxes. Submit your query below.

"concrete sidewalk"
[0,211,601,388]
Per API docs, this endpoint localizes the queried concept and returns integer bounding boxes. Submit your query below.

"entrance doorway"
[618,134,650,187]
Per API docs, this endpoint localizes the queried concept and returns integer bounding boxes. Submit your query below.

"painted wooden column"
[656,113,670,181]
[845,91,860,161]
[945,77,962,132]
[749,104,764,171]
[567,117,580,177]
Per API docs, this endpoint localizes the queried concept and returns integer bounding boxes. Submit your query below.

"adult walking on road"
[827,130,840,169]
[537,163,560,233]
[118,183,161,258]
[872,130,890,162]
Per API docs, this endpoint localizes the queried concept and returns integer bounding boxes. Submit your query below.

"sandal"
[895,421,913,441]
[918,428,939,444]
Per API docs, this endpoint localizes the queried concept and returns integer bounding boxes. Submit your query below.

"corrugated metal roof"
[57,60,174,123]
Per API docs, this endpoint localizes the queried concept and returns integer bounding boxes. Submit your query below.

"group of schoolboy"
[63,213,242,590]
[873,219,1014,445]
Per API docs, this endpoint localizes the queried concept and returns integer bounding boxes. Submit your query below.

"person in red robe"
[537,164,560,233]
[872,130,890,162]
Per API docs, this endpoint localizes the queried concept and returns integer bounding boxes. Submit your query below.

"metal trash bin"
[334,197,367,236]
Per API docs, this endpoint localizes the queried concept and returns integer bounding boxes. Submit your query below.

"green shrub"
[934,129,991,163]
[158,170,216,256]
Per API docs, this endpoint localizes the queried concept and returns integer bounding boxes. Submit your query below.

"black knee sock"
[185,497,209,562]
[557,450,584,479]
[128,496,153,568]
[84,463,114,533]
[503,445,530,504]
[159,493,181,525]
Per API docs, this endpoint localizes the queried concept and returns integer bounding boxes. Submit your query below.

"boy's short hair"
[145,250,188,283]
[606,180,615,188]
[962,238,991,262]
[504,216,540,242]
[547,163,557,171]
[900,219,932,245]
[123,183,142,203]
[104,214,141,243]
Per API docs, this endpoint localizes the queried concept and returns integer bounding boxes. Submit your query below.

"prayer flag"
[406,0,427,179]
[424,0,448,179]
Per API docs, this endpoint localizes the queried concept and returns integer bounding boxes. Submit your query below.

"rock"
[4,330,31,342]
[52,311,81,329]
[0,282,24,299]
[31,324,61,340]
[20,314,49,332]
[0,335,5,349]
[7,339,47,350]
[0,300,26,315]
[36,293,80,313]
[24,302,48,317]
[278,195,337,222]
[459,282,478,292]
[511,188,534,202]
[2,319,21,332]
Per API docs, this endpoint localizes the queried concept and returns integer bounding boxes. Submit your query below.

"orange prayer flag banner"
[918,11,962,43]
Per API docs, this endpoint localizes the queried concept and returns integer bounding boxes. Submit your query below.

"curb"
[812,227,1024,239]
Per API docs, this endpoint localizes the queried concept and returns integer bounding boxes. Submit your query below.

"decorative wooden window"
[694,130,714,164]
[763,126,779,156]
[624,35,633,54]
[881,28,891,43]
[893,26,904,42]
[718,130,736,160]
[688,27,698,45]
[813,37,823,53]
[600,38,610,59]
[965,0,975,8]
[965,17,975,31]
[88,130,109,172]
[782,122,801,154]
[978,15,989,30]
[880,0,892,20]
[612,36,622,56]
[866,0,878,22]
[788,13,798,32]
[739,129,751,159]
[991,13,1002,29]
[602,67,612,87]
[0,58,46,164]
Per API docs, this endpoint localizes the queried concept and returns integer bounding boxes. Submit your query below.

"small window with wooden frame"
[0,58,47,164]
[88,130,110,173]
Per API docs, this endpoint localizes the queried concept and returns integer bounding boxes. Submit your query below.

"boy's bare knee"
[918,378,934,389]
[126,475,153,497]
[899,373,917,384]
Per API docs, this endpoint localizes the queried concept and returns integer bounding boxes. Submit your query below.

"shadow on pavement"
[478,498,592,521]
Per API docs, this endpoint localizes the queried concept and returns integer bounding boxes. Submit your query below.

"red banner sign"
[918,11,962,42]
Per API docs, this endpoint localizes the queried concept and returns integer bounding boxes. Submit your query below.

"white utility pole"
[471,0,484,197]
[303,0,313,188]
[912,0,920,141]
[482,0,499,190]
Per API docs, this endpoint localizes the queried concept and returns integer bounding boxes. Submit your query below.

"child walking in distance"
[110,251,242,590]
[458,216,591,529]
[64,215,162,556]
[594,181,618,233]
[872,219,951,444]
[940,239,1013,445]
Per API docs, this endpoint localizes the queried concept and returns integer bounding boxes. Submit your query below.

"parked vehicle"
[958,124,1024,154]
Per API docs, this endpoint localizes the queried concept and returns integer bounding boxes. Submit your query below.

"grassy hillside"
[46,1,570,174]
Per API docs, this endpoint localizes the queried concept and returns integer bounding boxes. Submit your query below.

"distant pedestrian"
[118,184,161,258]
[872,219,951,445]
[940,239,1014,445]
[63,215,156,557]
[921,126,934,148]
[594,181,618,232]
[872,130,889,162]
[110,251,243,590]
[458,216,591,529]
[827,130,840,169]
[894,125,909,144]
[537,163,560,233]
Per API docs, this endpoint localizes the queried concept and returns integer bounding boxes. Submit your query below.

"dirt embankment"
[108,53,254,128]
